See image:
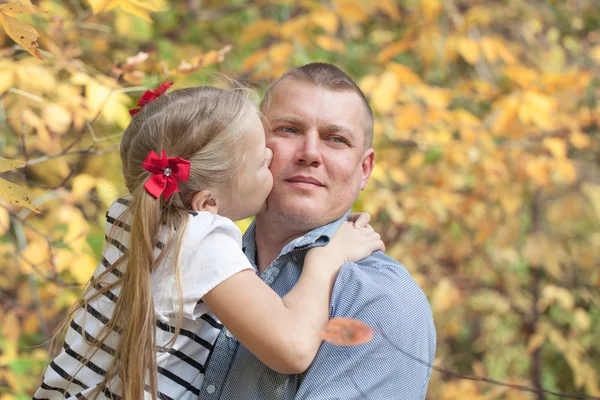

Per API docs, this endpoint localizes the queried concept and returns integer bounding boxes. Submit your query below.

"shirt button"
[292,255,298,262]
[206,384,215,394]
[225,330,233,338]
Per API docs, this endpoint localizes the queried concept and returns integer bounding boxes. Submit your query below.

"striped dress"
[34,198,254,400]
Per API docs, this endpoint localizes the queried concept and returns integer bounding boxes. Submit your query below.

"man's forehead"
[268,82,363,120]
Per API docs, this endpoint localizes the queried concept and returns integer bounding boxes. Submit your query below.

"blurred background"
[0,0,599,399]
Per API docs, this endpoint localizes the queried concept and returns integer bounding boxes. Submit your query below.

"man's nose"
[295,132,321,166]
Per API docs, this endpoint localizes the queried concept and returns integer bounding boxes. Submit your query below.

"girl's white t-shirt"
[34,198,254,400]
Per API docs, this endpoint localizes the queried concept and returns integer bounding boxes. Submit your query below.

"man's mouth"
[286,175,324,187]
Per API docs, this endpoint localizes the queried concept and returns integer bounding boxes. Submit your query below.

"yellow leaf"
[269,43,294,64]
[500,193,522,215]
[527,329,547,354]
[128,0,162,12]
[241,19,278,44]
[415,85,451,109]
[90,0,160,21]
[491,96,519,135]
[0,11,44,60]
[421,0,442,22]
[358,75,377,94]
[553,159,577,184]
[456,38,479,65]
[312,11,338,34]
[0,207,9,236]
[86,78,131,129]
[43,103,72,135]
[543,137,567,159]
[376,0,401,20]
[525,158,550,186]
[480,37,498,63]
[0,2,43,14]
[19,239,51,275]
[69,253,98,283]
[0,177,41,213]
[280,15,311,39]
[22,312,39,334]
[377,40,412,63]
[371,71,399,113]
[520,91,555,129]
[387,63,421,84]
[119,2,152,22]
[242,49,268,72]
[315,35,346,52]
[334,0,369,23]
[541,284,574,310]
[524,233,548,267]
[87,0,113,13]
[407,152,425,170]
[71,174,98,200]
[0,156,26,172]
[591,45,600,64]
[95,178,119,208]
[431,278,461,312]
[570,130,591,149]
[582,183,600,221]
[573,308,590,331]
[0,62,13,93]
[394,104,423,133]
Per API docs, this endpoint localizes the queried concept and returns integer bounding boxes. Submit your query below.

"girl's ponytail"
[115,186,161,399]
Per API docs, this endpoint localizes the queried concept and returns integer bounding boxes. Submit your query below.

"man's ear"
[191,190,219,214]
[360,148,375,190]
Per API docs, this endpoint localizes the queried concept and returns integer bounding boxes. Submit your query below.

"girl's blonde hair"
[51,86,258,399]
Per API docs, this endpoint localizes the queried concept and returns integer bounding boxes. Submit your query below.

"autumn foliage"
[0,0,599,398]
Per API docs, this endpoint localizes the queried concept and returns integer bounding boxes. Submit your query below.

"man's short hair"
[261,62,374,149]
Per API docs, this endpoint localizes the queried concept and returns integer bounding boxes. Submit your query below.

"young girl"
[34,83,384,400]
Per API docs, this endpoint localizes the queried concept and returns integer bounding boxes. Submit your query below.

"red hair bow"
[129,81,174,117]
[142,149,190,200]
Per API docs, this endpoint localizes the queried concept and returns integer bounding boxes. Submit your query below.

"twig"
[15,146,118,169]
[7,88,43,103]
[376,326,600,400]
[12,220,52,342]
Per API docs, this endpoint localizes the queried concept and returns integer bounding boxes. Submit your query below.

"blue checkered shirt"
[198,213,436,399]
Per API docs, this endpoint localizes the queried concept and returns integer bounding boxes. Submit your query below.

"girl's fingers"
[349,212,371,228]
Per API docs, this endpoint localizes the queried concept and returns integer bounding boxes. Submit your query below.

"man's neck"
[254,216,311,274]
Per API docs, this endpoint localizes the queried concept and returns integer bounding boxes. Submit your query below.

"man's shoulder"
[331,251,433,320]
[348,250,418,289]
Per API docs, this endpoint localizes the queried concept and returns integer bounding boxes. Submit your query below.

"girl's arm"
[202,221,384,374]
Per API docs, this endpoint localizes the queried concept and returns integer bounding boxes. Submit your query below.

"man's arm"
[295,259,436,400]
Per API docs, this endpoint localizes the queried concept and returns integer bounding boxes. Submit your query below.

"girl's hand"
[306,222,385,270]
[347,212,371,228]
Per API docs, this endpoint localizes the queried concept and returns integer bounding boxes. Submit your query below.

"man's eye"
[329,136,347,144]
[278,127,298,134]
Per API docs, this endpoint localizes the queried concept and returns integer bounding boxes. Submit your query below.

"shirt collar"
[242,210,352,264]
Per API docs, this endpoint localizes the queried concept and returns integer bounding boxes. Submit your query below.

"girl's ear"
[191,190,219,214]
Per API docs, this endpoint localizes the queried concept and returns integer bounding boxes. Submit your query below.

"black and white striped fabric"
[34,198,254,400]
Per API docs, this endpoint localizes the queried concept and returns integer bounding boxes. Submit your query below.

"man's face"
[262,77,374,230]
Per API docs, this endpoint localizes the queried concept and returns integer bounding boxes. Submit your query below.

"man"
[199,63,436,399]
